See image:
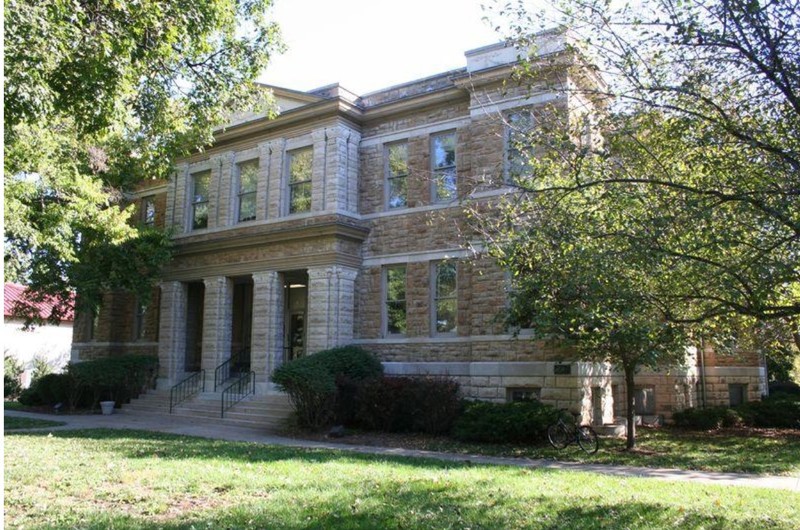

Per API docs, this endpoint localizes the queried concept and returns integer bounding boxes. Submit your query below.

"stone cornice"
[171,217,369,258]
[361,86,468,122]
[201,99,364,153]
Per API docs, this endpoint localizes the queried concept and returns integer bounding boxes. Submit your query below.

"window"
[729,384,748,407]
[288,147,313,214]
[190,171,210,230]
[507,387,541,402]
[506,110,534,184]
[236,160,259,222]
[133,301,146,341]
[88,308,100,341]
[433,261,457,334]
[634,386,656,415]
[141,196,156,227]
[384,266,407,335]
[431,131,456,202]
[385,142,409,209]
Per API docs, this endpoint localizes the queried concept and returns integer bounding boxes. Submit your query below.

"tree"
[468,0,799,445]
[4,0,283,321]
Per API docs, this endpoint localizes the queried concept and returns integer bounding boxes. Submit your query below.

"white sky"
[259,0,508,95]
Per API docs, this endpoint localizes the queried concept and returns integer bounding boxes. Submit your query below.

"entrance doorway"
[283,270,308,362]
[184,282,205,372]
[231,277,254,372]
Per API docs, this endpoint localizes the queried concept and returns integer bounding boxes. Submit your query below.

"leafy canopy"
[4,0,283,320]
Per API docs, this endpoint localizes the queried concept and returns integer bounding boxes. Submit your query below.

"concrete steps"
[122,390,293,431]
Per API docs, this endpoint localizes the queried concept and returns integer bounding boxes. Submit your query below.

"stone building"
[71,30,767,425]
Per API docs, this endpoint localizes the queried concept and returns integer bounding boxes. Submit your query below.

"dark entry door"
[184,282,205,372]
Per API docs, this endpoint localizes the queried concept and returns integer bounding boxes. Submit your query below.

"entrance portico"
[156,264,360,395]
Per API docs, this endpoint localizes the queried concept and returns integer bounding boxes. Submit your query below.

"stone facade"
[71,32,767,422]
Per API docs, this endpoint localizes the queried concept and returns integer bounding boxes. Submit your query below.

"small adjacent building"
[4,283,74,388]
[70,31,767,424]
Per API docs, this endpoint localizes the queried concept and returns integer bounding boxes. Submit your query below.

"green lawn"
[4,416,66,431]
[5,429,799,530]
[364,427,800,476]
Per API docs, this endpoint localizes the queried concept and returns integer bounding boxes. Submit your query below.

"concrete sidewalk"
[5,408,800,492]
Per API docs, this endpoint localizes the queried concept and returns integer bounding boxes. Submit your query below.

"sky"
[259,0,509,95]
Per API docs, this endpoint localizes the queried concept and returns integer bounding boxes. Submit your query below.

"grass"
[4,429,800,530]
[4,416,66,431]
[332,426,800,476]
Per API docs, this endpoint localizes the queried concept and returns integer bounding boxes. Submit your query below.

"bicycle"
[547,412,600,454]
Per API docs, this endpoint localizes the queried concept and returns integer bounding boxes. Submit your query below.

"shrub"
[452,400,561,444]
[355,376,461,434]
[738,394,800,428]
[672,407,731,430]
[271,346,383,430]
[4,355,23,398]
[31,373,68,405]
[68,354,158,409]
[30,355,53,383]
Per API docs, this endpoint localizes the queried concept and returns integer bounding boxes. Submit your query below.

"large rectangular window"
[288,147,313,214]
[190,171,210,230]
[634,386,656,415]
[385,142,408,209]
[431,131,456,202]
[141,196,156,227]
[729,384,748,407]
[384,266,407,336]
[433,261,457,334]
[236,160,259,222]
[506,110,534,184]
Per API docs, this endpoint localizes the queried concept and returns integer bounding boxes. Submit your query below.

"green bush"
[271,346,383,430]
[674,394,800,430]
[67,354,158,409]
[672,407,734,430]
[4,355,23,398]
[738,394,800,428]
[452,400,561,444]
[355,376,461,434]
[30,355,53,384]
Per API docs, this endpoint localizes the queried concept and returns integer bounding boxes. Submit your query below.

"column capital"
[252,270,280,284]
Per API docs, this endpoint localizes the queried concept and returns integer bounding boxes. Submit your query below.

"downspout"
[699,337,707,409]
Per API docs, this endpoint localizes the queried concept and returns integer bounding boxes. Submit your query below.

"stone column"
[169,163,190,233]
[251,271,284,393]
[264,139,286,218]
[156,281,187,389]
[311,129,328,212]
[325,125,361,213]
[306,265,359,353]
[202,276,233,390]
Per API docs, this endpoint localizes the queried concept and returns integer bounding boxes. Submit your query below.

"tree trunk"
[624,364,637,449]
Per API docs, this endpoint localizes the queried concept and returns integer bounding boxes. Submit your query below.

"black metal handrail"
[214,348,251,392]
[221,371,255,418]
[169,370,205,413]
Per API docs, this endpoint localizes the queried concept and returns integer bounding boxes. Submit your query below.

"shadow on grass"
[7,429,477,470]
[15,493,785,530]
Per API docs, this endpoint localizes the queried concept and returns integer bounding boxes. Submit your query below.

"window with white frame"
[141,196,156,227]
[190,171,210,230]
[236,159,259,222]
[288,147,313,214]
[634,386,656,415]
[728,383,748,407]
[133,300,146,341]
[507,387,541,402]
[431,131,456,202]
[433,261,457,334]
[506,110,535,184]
[385,141,408,209]
[384,265,407,336]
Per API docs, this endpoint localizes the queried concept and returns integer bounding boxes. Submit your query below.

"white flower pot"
[100,401,115,415]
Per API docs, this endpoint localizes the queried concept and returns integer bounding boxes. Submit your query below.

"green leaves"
[4,0,283,317]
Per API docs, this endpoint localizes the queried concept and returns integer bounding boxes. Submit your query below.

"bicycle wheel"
[547,424,569,450]
[577,426,599,454]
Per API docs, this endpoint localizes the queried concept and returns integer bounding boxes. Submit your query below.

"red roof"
[4,283,75,322]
